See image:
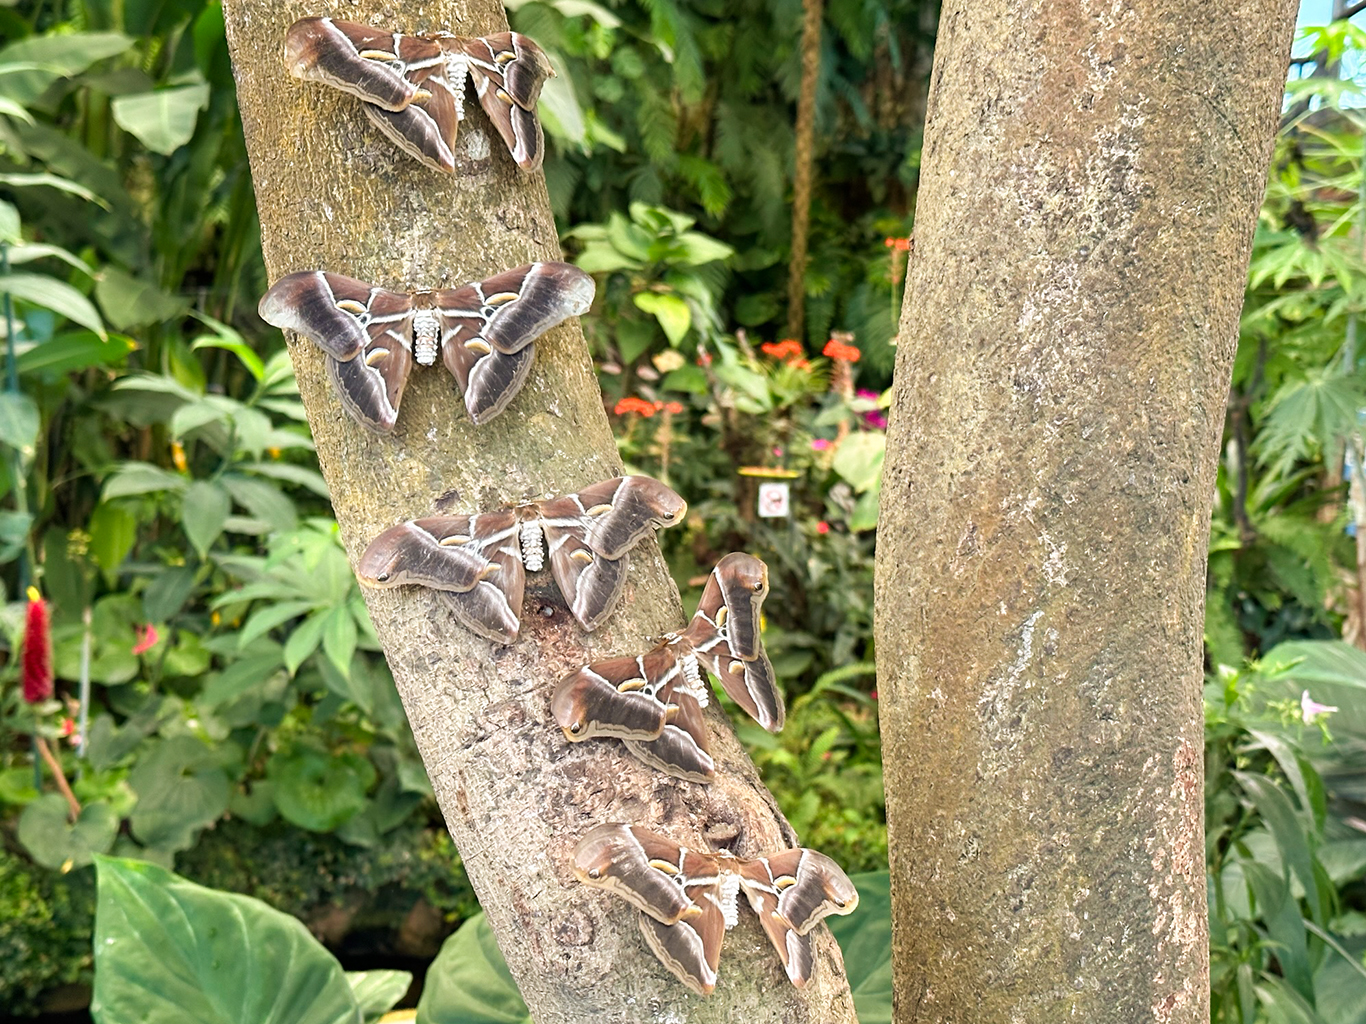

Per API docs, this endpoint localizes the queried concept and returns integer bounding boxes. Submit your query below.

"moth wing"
[361,66,459,172]
[743,890,814,989]
[456,33,555,171]
[437,516,525,643]
[685,554,785,732]
[436,263,594,424]
[540,529,627,631]
[760,849,860,936]
[551,476,688,560]
[284,18,445,110]
[551,646,679,742]
[572,824,698,925]
[624,689,715,782]
[637,899,724,997]
[357,516,489,591]
[259,271,412,362]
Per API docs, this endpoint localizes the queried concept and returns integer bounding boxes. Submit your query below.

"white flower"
[1301,690,1340,724]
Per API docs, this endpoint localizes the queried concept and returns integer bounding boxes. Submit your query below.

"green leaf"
[199,650,286,708]
[18,331,136,375]
[674,230,734,265]
[0,390,39,456]
[416,913,529,1024]
[127,736,231,853]
[0,171,103,204]
[267,746,375,832]
[0,272,105,337]
[0,32,133,105]
[284,611,329,674]
[110,83,211,155]
[0,509,31,561]
[0,197,18,243]
[103,461,187,499]
[143,565,198,622]
[826,871,891,1024]
[95,267,189,329]
[832,433,886,493]
[92,856,365,1024]
[181,481,230,558]
[633,291,691,344]
[191,320,265,381]
[88,502,137,583]
[1243,859,1314,1001]
[346,970,412,1023]
[221,474,297,532]
[322,605,358,676]
[18,793,118,869]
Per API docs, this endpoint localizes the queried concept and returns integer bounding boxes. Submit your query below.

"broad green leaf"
[0,509,31,561]
[675,230,734,265]
[0,97,34,123]
[0,272,105,337]
[573,240,642,274]
[88,502,138,582]
[103,461,186,499]
[92,856,364,1024]
[18,331,135,375]
[0,197,17,242]
[198,650,287,708]
[237,599,317,649]
[417,913,529,1024]
[53,593,140,685]
[1243,859,1314,1001]
[181,481,230,558]
[0,171,103,204]
[0,390,39,455]
[267,746,375,832]
[95,267,189,329]
[827,871,891,1024]
[143,565,199,622]
[127,736,231,852]
[191,324,265,380]
[18,793,118,869]
[0,33,133,105]
[1255,978,1330,1024]
[536,69,585,144]
[110,83,210,155]
[284,610,329,674]
[633,291,691,344]
[222,474,297,531]
[1234,771,1323,926]
[346,971,412,1023]
[1261,640,1366,691]
[832,433,886,493]
[322,605,358,676]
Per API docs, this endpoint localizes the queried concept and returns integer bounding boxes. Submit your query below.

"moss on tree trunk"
[222,2,855,1020]
[873,1,1297,1021]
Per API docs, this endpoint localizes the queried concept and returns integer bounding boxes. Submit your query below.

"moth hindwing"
[258,262,595,431]
[551,552,784,781]
[356,476,686,642]
[572,824,859,993]
[283,17,556,172]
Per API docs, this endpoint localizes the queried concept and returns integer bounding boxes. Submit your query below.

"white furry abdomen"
[520,520,544,570]
[413,310,440,366]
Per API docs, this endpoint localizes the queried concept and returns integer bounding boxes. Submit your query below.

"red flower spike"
[22,587,53,704]
[613,397,657,417]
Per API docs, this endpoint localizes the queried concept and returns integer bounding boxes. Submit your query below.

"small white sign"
[758,482,790,518]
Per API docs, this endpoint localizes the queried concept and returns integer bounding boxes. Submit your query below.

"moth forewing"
[470,262,595,355]
[284,18,437,111]
[258,271,408,362]
[709,552,770,661]
[571,824,699,925]
[456,33,556,172]
[551,652,677,742]
[356,516,502,591]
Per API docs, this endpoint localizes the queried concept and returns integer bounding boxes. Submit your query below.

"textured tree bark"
[221,2,855,1021]
[873,2,1297,1022]
[785,0,823,342]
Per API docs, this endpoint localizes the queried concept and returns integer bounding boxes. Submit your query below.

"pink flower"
[1301,690,1339,724]
[811,438,832,451]
[772,447,784,458]
[816,521,830,535]
[133,624,160,656]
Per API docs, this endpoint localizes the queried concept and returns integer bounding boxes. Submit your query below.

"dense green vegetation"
[0,0,1365,1020]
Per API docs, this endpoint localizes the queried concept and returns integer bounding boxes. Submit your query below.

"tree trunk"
[873,2,1296,1022]
[786,0,823,341]
[221,3,855,1021]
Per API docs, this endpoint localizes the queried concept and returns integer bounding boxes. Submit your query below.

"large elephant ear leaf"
[416,912,529,1024]
[92,856,364,1024]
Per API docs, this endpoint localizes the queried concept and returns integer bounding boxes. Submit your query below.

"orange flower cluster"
[884,236,912,252]
[761,339,803,360]
[613,397,685,417]
[823,338,861,363]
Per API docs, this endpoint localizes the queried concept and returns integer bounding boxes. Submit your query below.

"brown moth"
[356,476,686,642]
[573,823,859,995]
[284,17,555,172]
[551,553,784,782]
[258,261,593,430]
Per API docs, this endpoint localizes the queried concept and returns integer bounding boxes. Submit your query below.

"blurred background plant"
[6,0,1366,1020]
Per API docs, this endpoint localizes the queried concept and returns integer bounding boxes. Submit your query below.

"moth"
[573,823,859,995]
[284,17,556,172]
[357,476,686,642]
[258,261,594,430]
[551,553,784,782]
